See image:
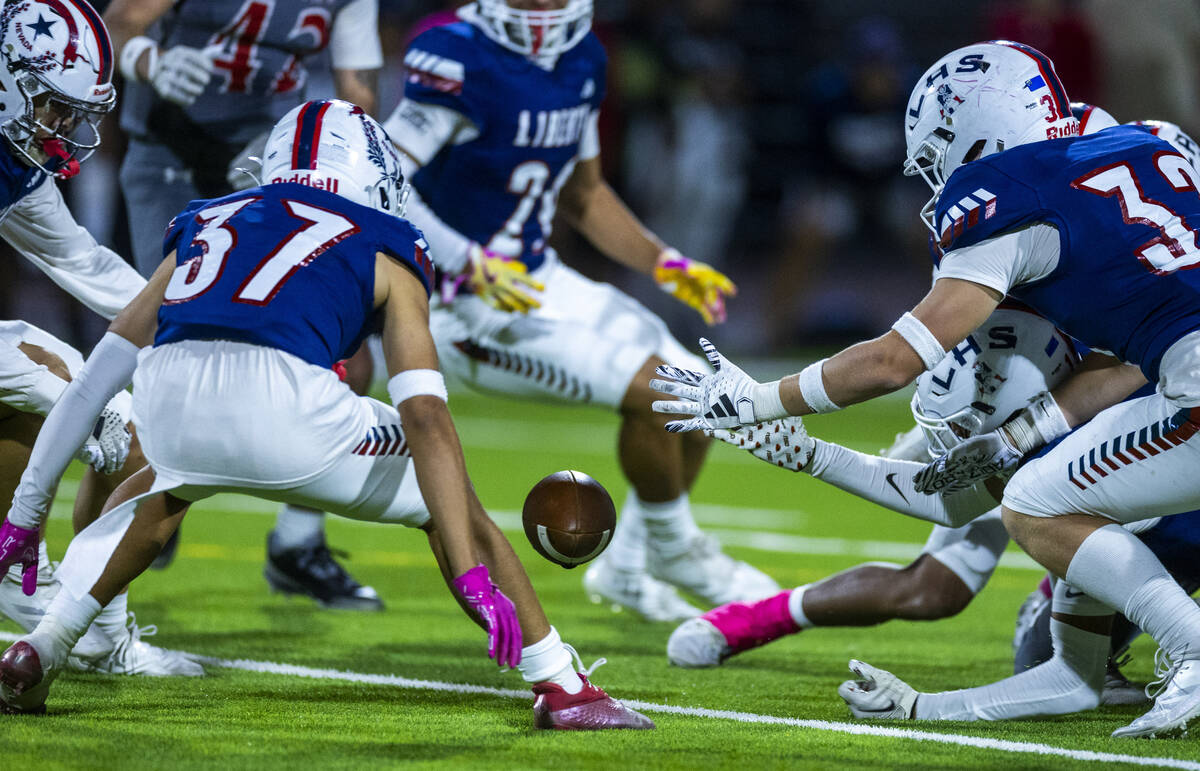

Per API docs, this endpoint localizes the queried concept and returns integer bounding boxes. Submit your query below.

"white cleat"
[1112,654,1200,738]
[80,614,205,677]
[0,568,113,662]
[648,534,779,606]
[583,557,702,622]
[667,618,728,668]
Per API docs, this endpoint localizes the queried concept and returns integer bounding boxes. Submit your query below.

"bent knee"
[892,557,975,620]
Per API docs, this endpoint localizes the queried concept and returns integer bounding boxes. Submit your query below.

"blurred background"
[5,0,1198,358]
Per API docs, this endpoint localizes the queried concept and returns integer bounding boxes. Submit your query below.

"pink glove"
[0,520,40,596]
[452,564,522,668]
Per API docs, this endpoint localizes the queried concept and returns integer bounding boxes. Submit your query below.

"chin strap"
[42,138,80,179]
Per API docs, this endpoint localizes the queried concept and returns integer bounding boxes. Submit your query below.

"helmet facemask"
[3,68,113,179]
[474,0,592,59]
[910,390,986,459]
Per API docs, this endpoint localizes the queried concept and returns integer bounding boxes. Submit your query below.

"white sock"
[917,579,1109,720]
[517,626,582,694]
[26,591,102,670]
[604,495,648,572]
[640,493,702,558]
[1065,523,1200,660]
[94,591,129,642]
[272,505,325,549]
[788,584,815,629]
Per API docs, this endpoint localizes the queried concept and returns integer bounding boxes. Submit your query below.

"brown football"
[522,470,616,569]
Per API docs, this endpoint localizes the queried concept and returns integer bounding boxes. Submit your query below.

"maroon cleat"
[532,675,655,730]
[0,641,50,715]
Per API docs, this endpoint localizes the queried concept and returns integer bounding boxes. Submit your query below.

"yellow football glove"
[454,243,544,313]
[653,248,737,325]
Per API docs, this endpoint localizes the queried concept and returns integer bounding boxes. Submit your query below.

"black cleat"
[264,531,384,611]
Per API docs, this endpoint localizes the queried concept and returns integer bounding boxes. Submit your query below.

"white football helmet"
[904,41,1078,233]
[912,307,1078,458]
[0,0,115,177]
[262,99,408,216]
[1070,102,1119,134]
[1129,119,1200,176]
[471,0,592,58]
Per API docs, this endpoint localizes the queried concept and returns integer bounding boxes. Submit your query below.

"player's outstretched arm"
[377,254,522,666]
[106,0,214,108]
[560,156,736,324]
[651,279,1002,432]
[1,256,173,586]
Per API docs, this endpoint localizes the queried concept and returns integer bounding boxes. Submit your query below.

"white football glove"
[838,659,918,720]
[151,46,214,107]
[227,130,270,191]
[75,407,131,475]
[911,430,1022,495]
[709,418,814,472]
[651,338,781,432]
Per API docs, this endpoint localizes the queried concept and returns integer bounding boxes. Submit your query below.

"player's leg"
[1001,394,1200,737]
[264,342,383,611]
[668,512,1007,667]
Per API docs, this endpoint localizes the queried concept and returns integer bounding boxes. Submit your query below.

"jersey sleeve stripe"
[403,48,464,95]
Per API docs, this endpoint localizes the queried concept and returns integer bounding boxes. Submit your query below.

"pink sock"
[703,590,799,650]
[1038,575,1052,599]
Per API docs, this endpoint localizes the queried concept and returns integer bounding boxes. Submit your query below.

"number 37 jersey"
[155,183,432,369]
[403,22,607,270]
[935,126,1200,381]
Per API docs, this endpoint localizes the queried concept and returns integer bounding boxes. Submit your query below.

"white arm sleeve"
[7,333,140,530]
[1,178,145,320]
[0,338,67,415]
[329,0,383,71]
[934,224,1061,296]
[806,439,997,528]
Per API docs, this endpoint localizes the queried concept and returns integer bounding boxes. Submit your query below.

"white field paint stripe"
[0,633,1188,771]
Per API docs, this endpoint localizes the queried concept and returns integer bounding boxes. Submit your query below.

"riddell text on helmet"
[271,172,339,193]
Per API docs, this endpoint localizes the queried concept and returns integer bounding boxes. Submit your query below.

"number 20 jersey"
[935,125,1200,382]
[403,22,607,271]
[154,183,432,369]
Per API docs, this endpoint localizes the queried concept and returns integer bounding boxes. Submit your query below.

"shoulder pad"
[161,198,210,258]
[380,217,434,296]
[404,25,475,100]
[935,161,1043,252]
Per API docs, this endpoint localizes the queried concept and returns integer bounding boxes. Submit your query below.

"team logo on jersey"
[581,78,595,99]
[938,188,998,247]
[514,105,591,149]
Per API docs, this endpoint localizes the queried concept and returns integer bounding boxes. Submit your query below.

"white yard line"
[1,632,1191,770]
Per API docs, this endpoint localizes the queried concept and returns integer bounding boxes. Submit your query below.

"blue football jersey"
[936,126,1200,381]
[155,183,432,368]
[0,143,46,212]
[403,22,606,270]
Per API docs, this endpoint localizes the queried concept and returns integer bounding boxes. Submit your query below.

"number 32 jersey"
[155,183,432,369]
[402,22,607,271]
[935,126,1200,382]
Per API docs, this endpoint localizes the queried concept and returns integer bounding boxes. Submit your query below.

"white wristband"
[120,36,158,82]
[387,369,448,406]
[891,312,946,371]
[750,379,788,421]
[1029,391,1071,441]
[798,359,840,414]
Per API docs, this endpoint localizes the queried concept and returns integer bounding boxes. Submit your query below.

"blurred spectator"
[765,16,928,348]
[984,0,1098,103]
[1084,0,1200,135]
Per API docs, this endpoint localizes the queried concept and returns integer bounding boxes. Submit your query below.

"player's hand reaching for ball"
[708,417,815,472]
[444,243,543,314]
[651,338,788,432]
[654,249,736,325]
[452,563,522,668]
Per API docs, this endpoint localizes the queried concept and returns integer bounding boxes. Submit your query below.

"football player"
[652,41,1200,738]
[104,0,386,610]
[0,100,655,730]
[0,0,198,677]
[381,0,774,620]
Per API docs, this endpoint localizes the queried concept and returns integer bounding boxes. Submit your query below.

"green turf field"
[6,386,1200,769]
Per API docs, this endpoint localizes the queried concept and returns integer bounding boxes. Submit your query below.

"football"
[521,470,616,569]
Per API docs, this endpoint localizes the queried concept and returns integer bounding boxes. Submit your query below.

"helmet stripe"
[291,100,333,171]
[995,41,1070,118]
[68,0,112,84]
